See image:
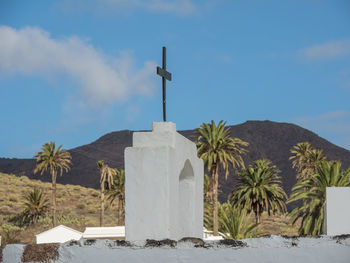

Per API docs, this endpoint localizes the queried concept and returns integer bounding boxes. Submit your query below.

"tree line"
[7,121,350,239]
[8,142,125,229]
[198,121,350,238]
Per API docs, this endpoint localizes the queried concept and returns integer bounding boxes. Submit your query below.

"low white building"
[81,226,221,241]
[83,226,125,240]
[36,225,82,244]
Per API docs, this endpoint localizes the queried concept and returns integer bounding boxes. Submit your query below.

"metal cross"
[157,46,172,122]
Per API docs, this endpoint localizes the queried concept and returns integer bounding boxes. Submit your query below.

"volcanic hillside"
[1,120,350,208]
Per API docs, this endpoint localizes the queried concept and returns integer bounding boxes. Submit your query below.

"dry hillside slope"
[1,120,350,209]
[0,173,119,243]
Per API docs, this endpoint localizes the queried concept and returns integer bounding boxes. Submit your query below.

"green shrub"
[76,203,85,210]
[38,212,84,227]
[0,224,23,245]
[87,207,96,214]
[9,197,18,202]
[0,205,13,215]
[91,192,99,198]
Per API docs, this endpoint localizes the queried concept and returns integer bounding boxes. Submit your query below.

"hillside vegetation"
[0,173,120,244]
[0,172,298,244]
[1,121,350,210]
[3,121,349,243]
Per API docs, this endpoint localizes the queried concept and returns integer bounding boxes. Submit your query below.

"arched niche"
[178,159,195,237]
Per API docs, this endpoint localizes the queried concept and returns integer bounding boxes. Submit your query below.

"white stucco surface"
[326,187,350,235]
[125,122,204,241]
[36,225,82,244]
[56,238,350,263]
[4,237,350,263]
[83,226,125,239]
[2,244,25,263]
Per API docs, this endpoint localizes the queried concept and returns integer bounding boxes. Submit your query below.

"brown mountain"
[1,120,350,209]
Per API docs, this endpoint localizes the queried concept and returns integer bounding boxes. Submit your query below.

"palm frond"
[288,160,349,235]
[230,159,287,224]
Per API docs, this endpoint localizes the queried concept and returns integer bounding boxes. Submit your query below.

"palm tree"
[203,201,213,231]
[22,188,49,225]
[288,161,350,235]
[290,142,311,168]
[34,142,71,227]
[218,202,257,239]
[97,160,114,227]
[290,142,312,179]
[230,159,287,224]
[203,174,213,203]
[307,149,327,175]
[289,142,326,180]
[106,169,125,226]
[196,120,248,236]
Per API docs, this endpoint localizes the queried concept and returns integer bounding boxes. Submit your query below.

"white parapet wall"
[3,237,350,263]
[326,187,350,236]
[83,226,125,240]
[125,122,203,242]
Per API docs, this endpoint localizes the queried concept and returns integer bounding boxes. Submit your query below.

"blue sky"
[1,0,350,158]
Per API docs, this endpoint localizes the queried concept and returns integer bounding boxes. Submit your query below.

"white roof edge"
[85,226,125,230]
[82,234,125,238]
[36,225,83,237]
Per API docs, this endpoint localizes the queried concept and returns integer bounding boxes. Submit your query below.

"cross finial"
[157,46,172,122]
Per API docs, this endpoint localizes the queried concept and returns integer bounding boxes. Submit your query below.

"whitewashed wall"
[326,187,350,235]
[125,122,203,241]
[4,237,350,263]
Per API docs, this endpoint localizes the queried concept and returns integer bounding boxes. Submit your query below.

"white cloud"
[0,25,156,106]
[298,39,350,61]
[295,111,350,133]
[293,111,350,150]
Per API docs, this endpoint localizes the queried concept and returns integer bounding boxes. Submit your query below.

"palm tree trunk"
[118,197,122,226]
[213,165,219,236]
[255,205,260,224]
[122,197,125,225]
[52,169,57,227]
[100,180,105,227]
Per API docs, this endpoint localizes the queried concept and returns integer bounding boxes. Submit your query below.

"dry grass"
[256,212,299,237]
[0,172,299,244]
[0,173,121,244]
